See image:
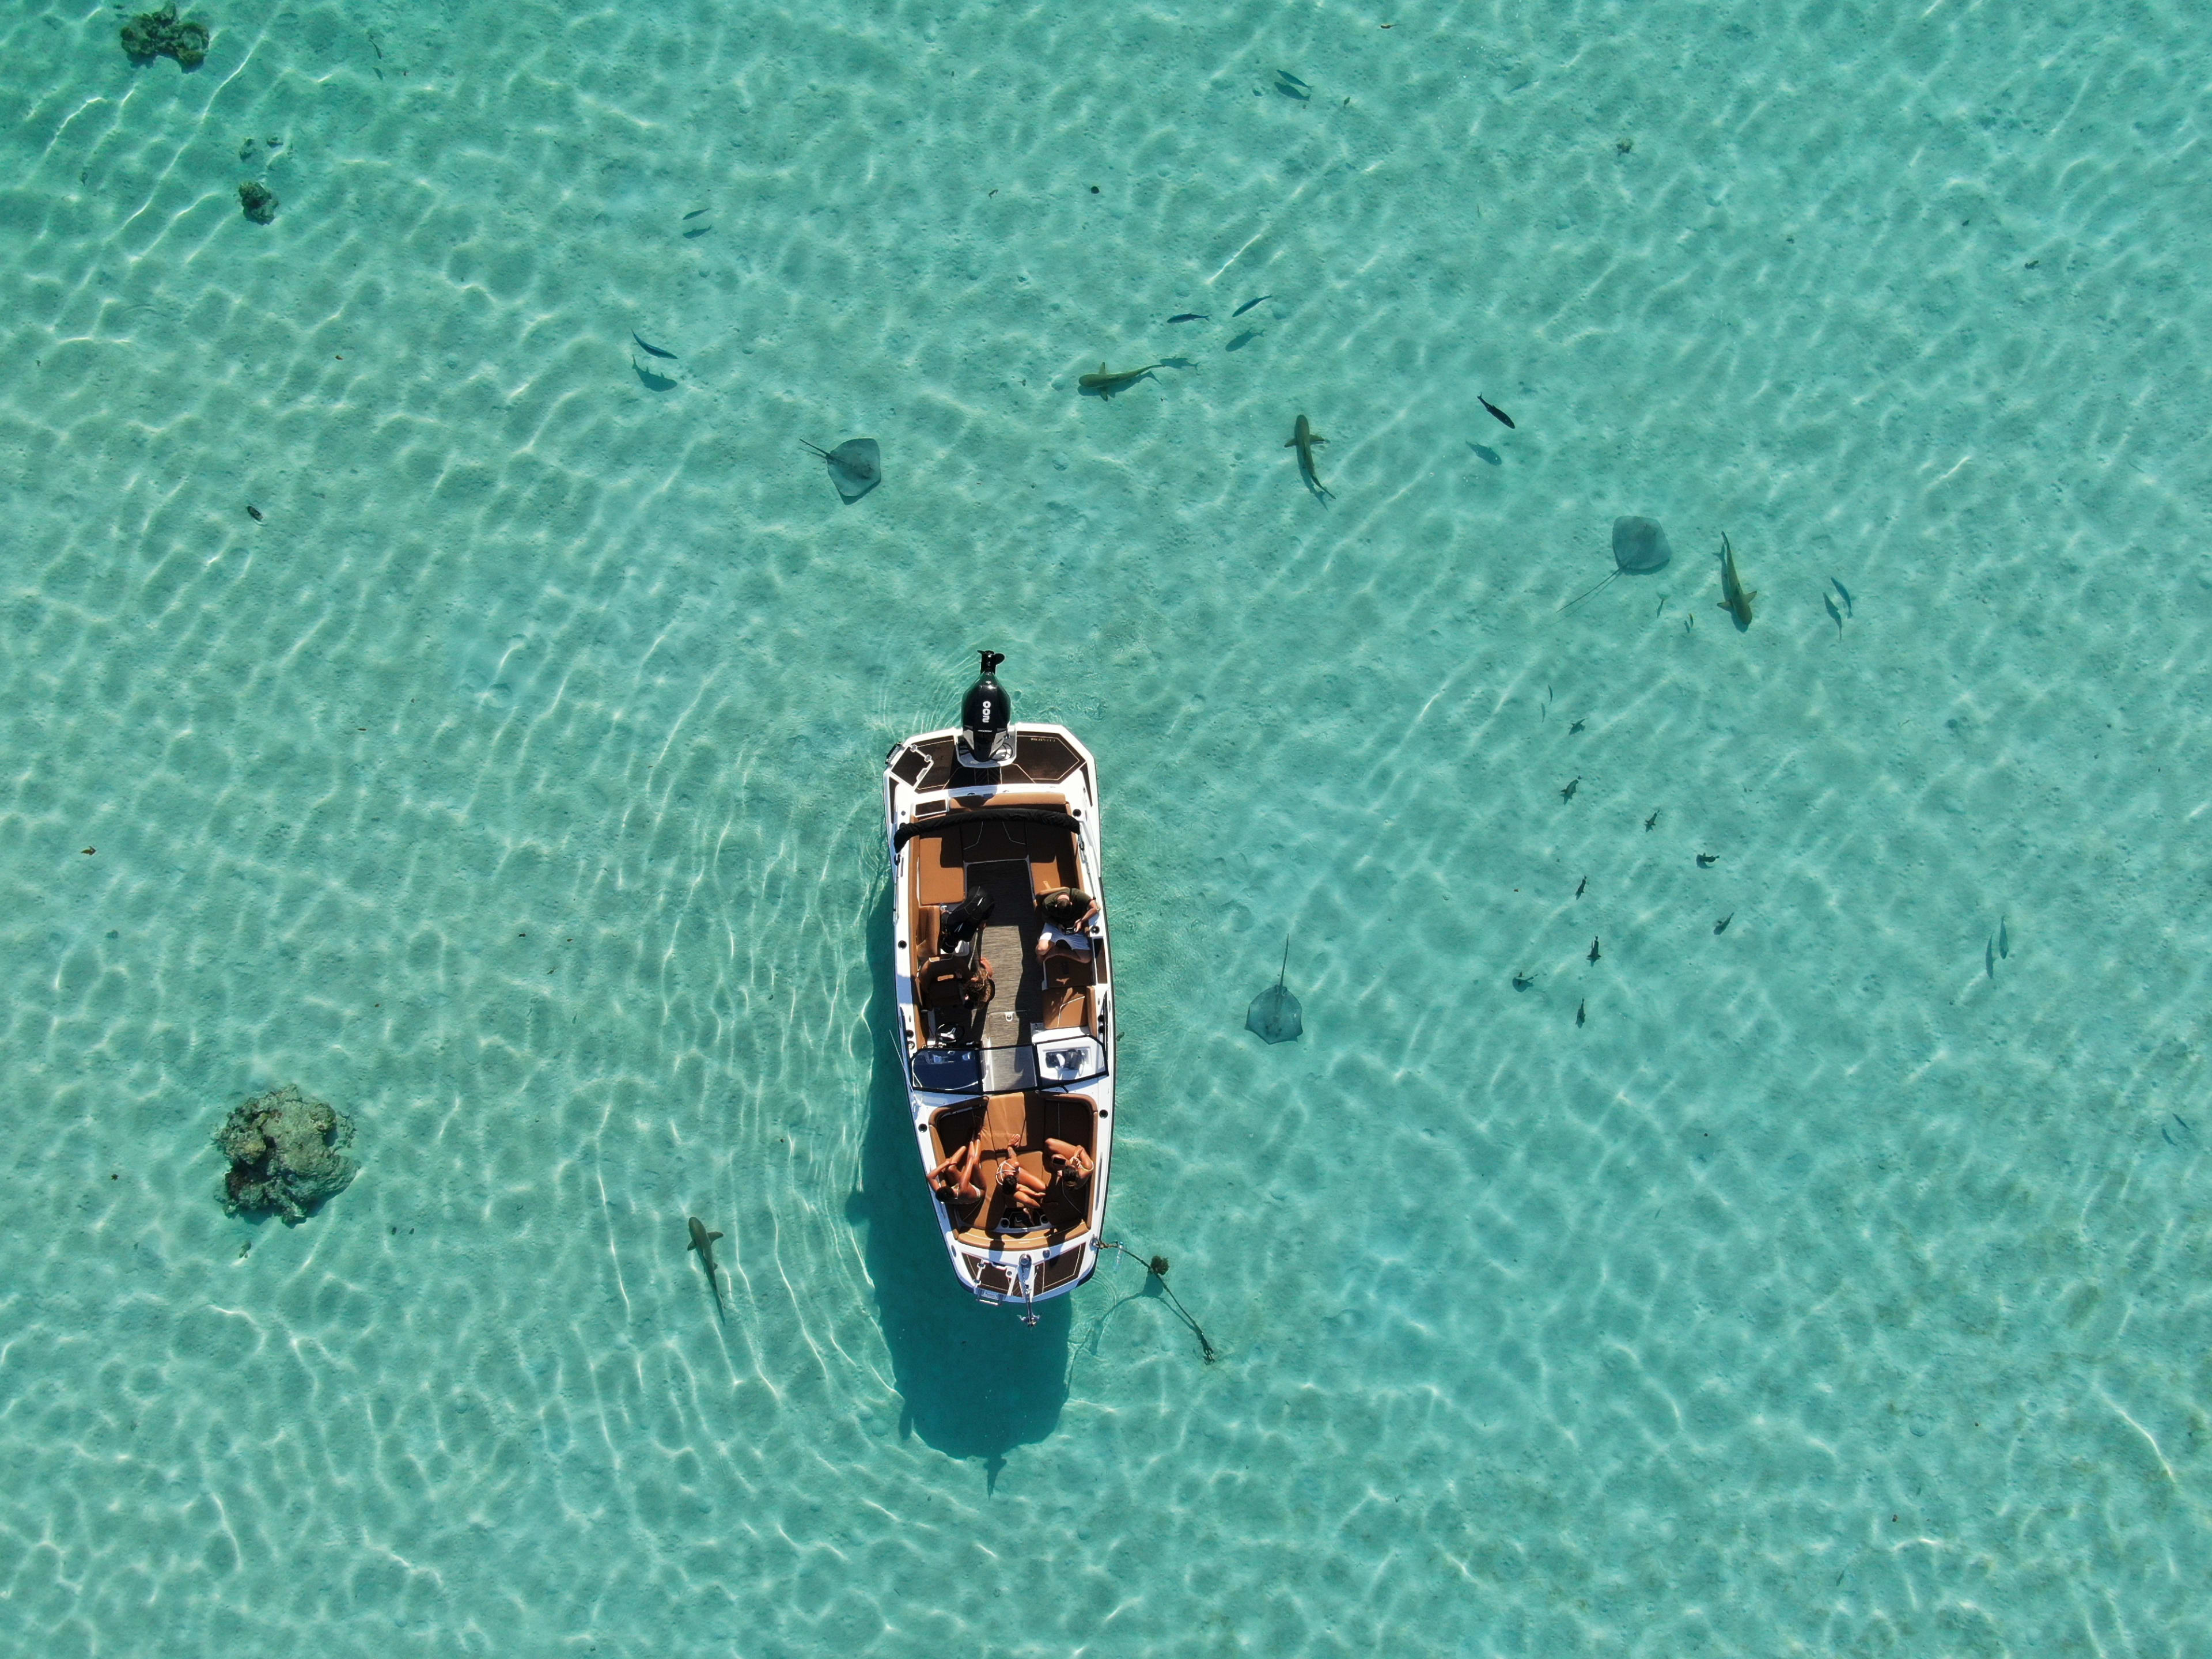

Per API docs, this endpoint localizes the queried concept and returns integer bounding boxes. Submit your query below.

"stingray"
[1559,516,1673,611]
[801,438,881,502]
[1245,937,1304,1044]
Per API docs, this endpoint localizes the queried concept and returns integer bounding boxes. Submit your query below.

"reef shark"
[687,1215,726,1316]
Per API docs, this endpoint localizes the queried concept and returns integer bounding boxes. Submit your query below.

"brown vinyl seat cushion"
[913,832,967,907]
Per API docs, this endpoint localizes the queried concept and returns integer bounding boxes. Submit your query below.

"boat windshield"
[911,1046,983,1093]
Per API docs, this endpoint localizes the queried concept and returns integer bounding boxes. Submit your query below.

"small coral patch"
[121,3,210,70]
[215,1084,357,1224]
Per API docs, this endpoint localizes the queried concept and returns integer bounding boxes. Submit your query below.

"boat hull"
[883,724,1114,1309]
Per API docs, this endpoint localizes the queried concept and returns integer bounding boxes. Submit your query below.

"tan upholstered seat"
[1028,830,1082,899]
[912,832,966,907]
[1040,985,1093,1032]
[976,1092,1030,1153]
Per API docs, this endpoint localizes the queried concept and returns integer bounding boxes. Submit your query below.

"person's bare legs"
[953,1139,983,1201]
[1013,1162,1050,1199]
[1044,1138,1094,1179]
[931,1138,987,1204]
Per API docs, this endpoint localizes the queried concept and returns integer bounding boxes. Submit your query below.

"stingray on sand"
[1246,938,1304,1044]
[1560,516,1673,610]
[801,437,881,502]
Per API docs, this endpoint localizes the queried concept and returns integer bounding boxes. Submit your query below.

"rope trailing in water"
[1101,1240,1217,1362]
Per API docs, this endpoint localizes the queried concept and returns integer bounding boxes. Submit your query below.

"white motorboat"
[882,653,1114,1315]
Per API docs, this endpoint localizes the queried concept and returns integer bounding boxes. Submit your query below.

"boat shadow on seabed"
[849,881,1070,1479]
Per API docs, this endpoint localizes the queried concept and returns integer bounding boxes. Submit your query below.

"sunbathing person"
[996,1154,1051,1202]
[929,1139,984,1206]
[1044,1137,1094,1180]
[984,1154,1047,1226]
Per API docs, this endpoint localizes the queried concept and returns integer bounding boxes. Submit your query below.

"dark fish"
[1277,69,1310,89]
[1285,413,1331,499]
[1275,70,1310,99]
[1986,937,1995,978]
[1645,810,1659,832]
[687,1215,726,1316]
[1831,577,1853,616]
[1479,395,1516,429]
[1575,999,1586,1027]
[1998,916,2009,959]
[683,227,711,238]
[632,331,678,359]
[1166,312,1209,323]
[1231,296,1274,318]
[1560,777,1578,801]
[1569,718,1585,734]
[1512,970,1534,990]
[246,504,264,522]
[1696,853,1717,868]
[1717,532,1757,629]
[1081,361,1167,397]
[682,208,709,220]
[1574,876,1586,898]
[1714,913,1733,934]
[1588,937,1601,964]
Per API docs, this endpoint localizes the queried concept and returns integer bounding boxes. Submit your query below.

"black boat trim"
[891,806,1081,852]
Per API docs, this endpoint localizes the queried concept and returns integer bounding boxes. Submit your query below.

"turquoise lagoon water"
[3,0,2210,1652]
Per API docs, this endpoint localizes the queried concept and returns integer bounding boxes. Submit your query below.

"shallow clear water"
[4,0,2210,1653]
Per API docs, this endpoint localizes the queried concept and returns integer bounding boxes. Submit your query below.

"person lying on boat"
[929,1139,984,1206]
[996,1154,1050,1204]
[992,1154,1051,1225]
[1044,1137,1094,1184]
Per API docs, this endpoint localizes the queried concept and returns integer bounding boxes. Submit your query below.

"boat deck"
[906,819,1096,1052]
[929,1091,1097,1251]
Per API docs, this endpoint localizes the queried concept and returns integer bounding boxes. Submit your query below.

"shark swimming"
[687,1215,726,1316]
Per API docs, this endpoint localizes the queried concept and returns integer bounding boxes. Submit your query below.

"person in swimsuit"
[929,1139,984,1206]
[1043,1138,1094,1181]
[995,1154,1050,1202]
[994,1153,1050,1223]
